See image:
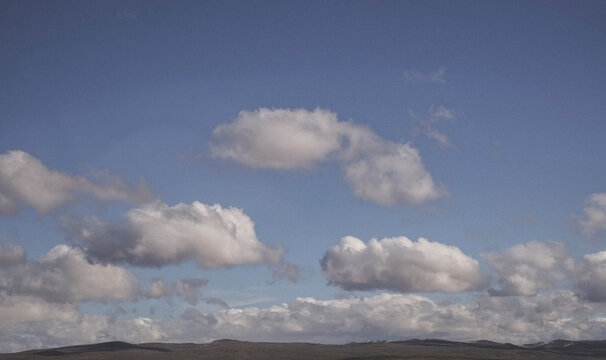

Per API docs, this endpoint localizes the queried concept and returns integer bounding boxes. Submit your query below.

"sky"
[1,0,606,352]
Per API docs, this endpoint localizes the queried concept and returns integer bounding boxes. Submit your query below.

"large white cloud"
[1,245,138,303]
[3,291,605,352]
[0,150,155,215]
[210,108,343,169]
[483,241,574,296]
[575,251,606,302]
[64,201,285,268]
[321,236,487,292]
[577,193,606,239]
[210,108,446,207]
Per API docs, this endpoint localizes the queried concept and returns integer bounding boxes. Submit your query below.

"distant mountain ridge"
[3,338,606,359]
[398,338,606,356]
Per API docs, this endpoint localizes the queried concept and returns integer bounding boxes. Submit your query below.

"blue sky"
[1,0,606,351]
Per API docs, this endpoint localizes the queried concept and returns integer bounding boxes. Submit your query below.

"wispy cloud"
[411,105,456,149]
[402,67,446,83]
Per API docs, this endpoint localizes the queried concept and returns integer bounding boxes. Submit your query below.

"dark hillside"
[2,339,606,360]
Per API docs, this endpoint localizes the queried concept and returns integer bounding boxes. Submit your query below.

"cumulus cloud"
[483,241,574,296]
[0,245,138,303]
[321,236,487,293]
[210,108,343,169]
[0,150,155,215]
[343,143,447,206]
[402,67,446,83]
[210,108,446,207]
[575,251,606,302]
[576,193,606,239]
[63,201,284,269]
[146,278,209,305]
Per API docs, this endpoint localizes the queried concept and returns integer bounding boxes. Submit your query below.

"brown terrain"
[2,339,606,360]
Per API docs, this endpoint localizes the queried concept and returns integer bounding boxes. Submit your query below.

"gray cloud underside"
[0,150,155,215]
[210,108,447,206]
[575,251,606,302]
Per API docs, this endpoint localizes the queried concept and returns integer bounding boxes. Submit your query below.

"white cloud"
[483,241,574,296]
[577,193,606,239]
[0,150,155,215]
[210,108,447,207]
[157,291,606,345]
[575,251,606,302]
[64,201,285,268]
[210,108,343,169]
[2,290,606,352]
[344,143,447,206]
[1,245,138,303]
[0,312,166,353]
[402,67,446,83]
[321,236,487,292]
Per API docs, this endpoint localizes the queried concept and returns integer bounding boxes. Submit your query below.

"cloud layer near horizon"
[210,108,447,206]
[2,291,606,352]
[321,236,487,292]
